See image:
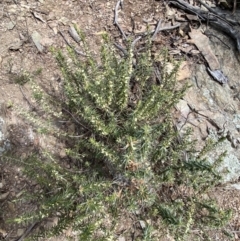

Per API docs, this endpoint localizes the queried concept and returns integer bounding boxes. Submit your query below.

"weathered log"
[169,0,240,53]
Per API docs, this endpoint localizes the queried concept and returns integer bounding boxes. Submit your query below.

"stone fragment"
[118,237,125,241]
[8,39,23,50]
[31,31,44,52]
[6,21,16,30]
[0,192,9,201]
[175,99,190,119]
[139,220,146,229]
[188,28,220,70]
[58,17,69,25]
[17,228,24,236]
[0,229,7,238]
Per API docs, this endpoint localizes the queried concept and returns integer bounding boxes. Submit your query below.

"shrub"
[8,32,231,240]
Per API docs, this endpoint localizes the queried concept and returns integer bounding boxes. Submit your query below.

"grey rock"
[8,39,24,51]
[31,31,44,53]
[178,25,240,183]
[6,21,16,30]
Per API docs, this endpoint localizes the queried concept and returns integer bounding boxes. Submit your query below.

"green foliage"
[13,71,31,85]
[12,68,42,85]
[8,32,231,240]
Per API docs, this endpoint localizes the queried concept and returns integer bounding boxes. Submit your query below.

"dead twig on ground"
[198,0,224,18]
[15,222,39,241]
[152,19,162,40]
[169,0,240,52]
[137,23,181,37]
[59,30,71,46]
[131,36,141,49]
[31,11,46,23]
[153,63,161,84]
[204,30,231,50]
[114,43,128,56]
[154,23,181,34]
[169,0,206,20]
[19,86,36,111]
[58,30,87,56]
[62,107,90,131]
[68,25,81,43]
[187,103,227,132]
[114,0,127,40]
[130,16,135,33]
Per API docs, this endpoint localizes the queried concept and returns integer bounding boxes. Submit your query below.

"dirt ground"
[1,0,240,240]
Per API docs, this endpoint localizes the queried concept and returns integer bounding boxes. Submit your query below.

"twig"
[114,43,128,56]
[131,36,141,49]
[130,15,135,33]
[151,19,162,40]
[59,30,71,46]
[169,0,240,52]
[137,23,181,37]
[156,23,181,32]
[15,222,39,241]
[2,229,13,240]
[62,107,90,131]
[198,0,237,24]
[187,103,226,131]
[58,30,87,56]
[153,63,162,84]
[114,0,127,40]
[74,48,88,56]
[69,25,80,43]
[169,0,205,20]
[204,30,231,49]
[113,0,123,24]
[19,86,36,110]
[197,0,220,16]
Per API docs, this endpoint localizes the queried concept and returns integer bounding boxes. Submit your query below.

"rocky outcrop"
[175,25,240,183]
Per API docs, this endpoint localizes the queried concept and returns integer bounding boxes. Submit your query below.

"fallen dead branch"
[169,0,240,53]
[114,0,127,40]
[58,30,87,56]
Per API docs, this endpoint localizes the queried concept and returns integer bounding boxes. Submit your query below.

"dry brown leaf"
[188,28,220,70]
[165,4,176,20]
[0,192,9,201]
[178,61,191,80]
[0,229,7,237]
